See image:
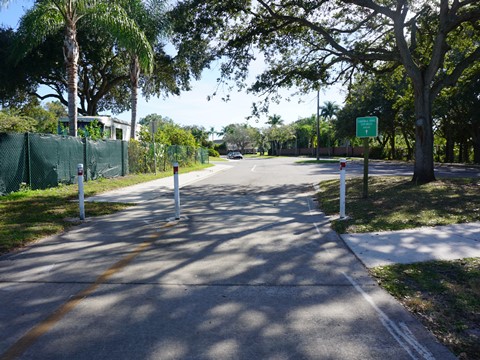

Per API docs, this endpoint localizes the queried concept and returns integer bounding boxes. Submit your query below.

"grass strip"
[370,259,480,360]
[317,176,480,234]
[0,163,213,254]
[317,175,480,359]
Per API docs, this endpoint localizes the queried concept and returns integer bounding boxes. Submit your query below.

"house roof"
[59,116,130,126]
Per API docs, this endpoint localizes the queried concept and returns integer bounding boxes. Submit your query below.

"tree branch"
[431,46,480,98]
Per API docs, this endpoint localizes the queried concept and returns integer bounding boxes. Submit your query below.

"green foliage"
[170,0,480,182]
[208,148,219,157]
[222,123,259,152]
[12,0,155,135]
[0,110,36,133]
[77,120,105,140]
[128,139,154,173]
[139,113,196,147]
[266,114,284,126]
[184,125,209,146]
[45,101,68,118]
[320,101,340,120]
[336,69,414,160]
[214,142,226,152]
[0,97,66,134]
[293,117,315,148]
[264,123,296,155]
[18,98,59,134]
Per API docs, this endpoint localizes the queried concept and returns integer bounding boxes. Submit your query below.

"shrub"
[208,148,220,157]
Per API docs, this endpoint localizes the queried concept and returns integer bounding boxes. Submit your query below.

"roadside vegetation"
[371,259,480,360]
[0,163,212,254]
[318,176,480,234]
[317,176,480,359]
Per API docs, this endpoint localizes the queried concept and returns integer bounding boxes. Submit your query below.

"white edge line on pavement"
[251,165,256,172]
[306,192,435,360]
[342,272,435,360]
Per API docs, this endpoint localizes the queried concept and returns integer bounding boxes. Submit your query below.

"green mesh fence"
[0,133,128,195]
[86,139,128,180]
[28,134,84,189]
[0,133,27,194]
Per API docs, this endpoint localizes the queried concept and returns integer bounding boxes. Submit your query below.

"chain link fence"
[128,141,209,174]
[0,133,128,195]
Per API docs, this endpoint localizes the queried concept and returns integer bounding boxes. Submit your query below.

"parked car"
[227,151,243,159]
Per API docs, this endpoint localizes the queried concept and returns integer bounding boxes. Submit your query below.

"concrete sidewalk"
[341,222,480,268]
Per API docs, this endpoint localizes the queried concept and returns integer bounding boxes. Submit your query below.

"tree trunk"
[462,138,470,163]
[445,130,454,163]
[389,117,396,159]
[64,25,79,137]
[473,126,480,164]
[130,56,140,140]
[412,85,436,183]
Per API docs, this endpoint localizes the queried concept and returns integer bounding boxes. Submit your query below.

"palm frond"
[84,2,154,73]
[12,1,64,62]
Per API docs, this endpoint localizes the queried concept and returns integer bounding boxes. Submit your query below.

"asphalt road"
[0,157,456,359]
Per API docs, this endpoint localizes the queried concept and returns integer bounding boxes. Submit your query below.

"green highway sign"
[356,116,378,138]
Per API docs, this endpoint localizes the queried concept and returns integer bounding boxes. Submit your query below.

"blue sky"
[0,1,345,132]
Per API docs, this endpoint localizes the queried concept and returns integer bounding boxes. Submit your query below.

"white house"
[59,116,140,141]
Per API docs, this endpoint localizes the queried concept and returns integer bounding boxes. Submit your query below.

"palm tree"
[13,0,153,137]
[119,0,168,140]
[266,114,284,155]
[208,126,216,142]
[266,114,284,127]
[320,101,340,121]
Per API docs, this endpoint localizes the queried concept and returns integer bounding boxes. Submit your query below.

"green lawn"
[317,176,480,359]
[317,176,480,234]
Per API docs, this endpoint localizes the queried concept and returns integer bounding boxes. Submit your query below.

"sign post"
[356,117,378,198]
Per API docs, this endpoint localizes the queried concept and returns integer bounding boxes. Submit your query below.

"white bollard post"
[77,163,85,221]
[173,162,180,220]
[339,158,346,219]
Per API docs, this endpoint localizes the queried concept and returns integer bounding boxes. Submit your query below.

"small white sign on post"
[339,158,346,219]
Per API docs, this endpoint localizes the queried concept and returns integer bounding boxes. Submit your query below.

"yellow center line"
[0,223,174,360]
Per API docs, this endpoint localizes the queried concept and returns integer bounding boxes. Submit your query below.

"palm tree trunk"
[64,24,79,137]
[130,56,140,140]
